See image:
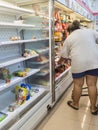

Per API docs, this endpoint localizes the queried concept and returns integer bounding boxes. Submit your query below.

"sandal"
[67,100,79,110]
[91,107,98,115]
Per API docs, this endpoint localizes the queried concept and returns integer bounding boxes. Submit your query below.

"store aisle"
[35,83,98,130]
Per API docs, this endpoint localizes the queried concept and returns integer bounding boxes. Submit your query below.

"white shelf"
[31,84,48,88]
[35,48,49,54]
[37,64,49,69]
[0,87,46,128]
[55,67,71,81]
[0,38,49,46]
[0,54,39,68]
[0,69,40,92]
[0,22,35,28]
[29,60,49,65]
[36,71,49,76]
[0,22,49,30]
[0,1,35,15]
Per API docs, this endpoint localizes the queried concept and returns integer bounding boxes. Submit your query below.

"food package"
[0,112,7,122]
[15,86,28,105]
[21,83,31,100]
[54,31,63,42]
[54,11,60,20]
[0,68,12,81]
[23,49,37,57]
[13,70,27,77]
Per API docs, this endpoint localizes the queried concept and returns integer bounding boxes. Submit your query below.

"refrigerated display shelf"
[0,38,49,46]
[0,54,39,68]
[56,72,72,88]
[0,69,40,92]
[35,48,49,54]
[55,67,71,82]
[29,60,49,65]
[0,0,51,129]
[31,84,50,90]
[0,22,49,30]
[32,82,49,88]
[0,22,35,28]
[0,1,35,15]
[0,87,47,129]
[36,64,49,70]
[31,84,48,88]
[35,71,49,76]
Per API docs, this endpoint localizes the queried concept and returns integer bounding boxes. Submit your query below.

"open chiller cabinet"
[54,0,94,101]
[0,0,55,129]
[54,1,73,101]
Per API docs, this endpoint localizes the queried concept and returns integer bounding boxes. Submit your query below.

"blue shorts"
[72,69,98,78]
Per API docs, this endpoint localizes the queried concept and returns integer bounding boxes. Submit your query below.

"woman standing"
[58,20,98,115]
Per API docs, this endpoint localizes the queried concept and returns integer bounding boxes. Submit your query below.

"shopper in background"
[58,20,98,115]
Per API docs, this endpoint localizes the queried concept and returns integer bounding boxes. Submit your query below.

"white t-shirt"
[59,29,98,73]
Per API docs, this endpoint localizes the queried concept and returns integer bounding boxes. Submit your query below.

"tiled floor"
[35,83,98,130]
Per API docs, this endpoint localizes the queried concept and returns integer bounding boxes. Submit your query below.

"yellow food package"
[54,31,62,42]
[15,86,28,105]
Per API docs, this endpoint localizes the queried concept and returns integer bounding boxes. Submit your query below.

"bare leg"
[86,75,97,112]
[72,77,84,108]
